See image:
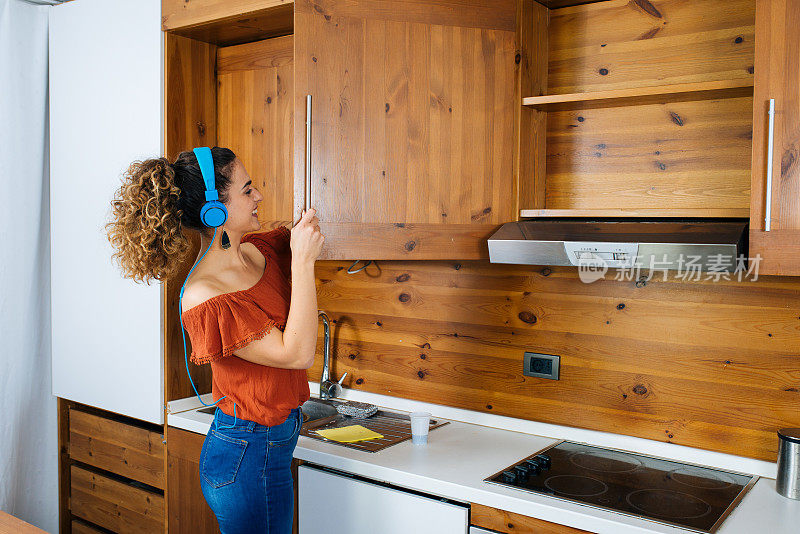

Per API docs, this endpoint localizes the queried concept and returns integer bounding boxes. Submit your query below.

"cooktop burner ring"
[568,449,644,474]
[669,467,736,490]
[626,489,712,520]
[544,475,609,497]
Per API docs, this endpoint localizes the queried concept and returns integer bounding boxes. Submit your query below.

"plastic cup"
[410,411,431,445]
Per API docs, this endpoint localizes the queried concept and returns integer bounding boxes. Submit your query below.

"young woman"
[105,147,323,533]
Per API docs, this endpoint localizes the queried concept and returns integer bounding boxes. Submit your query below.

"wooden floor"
[310,260,800,462]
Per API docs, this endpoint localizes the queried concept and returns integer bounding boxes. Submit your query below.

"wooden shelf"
[522,79,754,111]
[520,208,751,219]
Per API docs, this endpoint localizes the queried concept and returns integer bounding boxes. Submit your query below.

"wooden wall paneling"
[68,408,165,489]
[217,36,295,230]
[547,0,756,94]
[164,34,218,402]
[311,260,800,461]
[166,427,219,533]
[294,0,517,259]
[471,503,591,533]
[70,466,164,533]
[748,0,800,275]
[162,0,293,46]
[515,0,549,214]
[544,96,753,212]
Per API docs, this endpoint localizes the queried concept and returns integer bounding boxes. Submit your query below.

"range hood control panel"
[563,242,639,268]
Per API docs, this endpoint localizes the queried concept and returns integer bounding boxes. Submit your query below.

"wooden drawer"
[471,503,590,534]
[69,407,165,489]
[70,465,164,534]
[71,519,107,534]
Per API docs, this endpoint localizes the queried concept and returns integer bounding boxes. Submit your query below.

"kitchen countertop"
[167,384,800,534]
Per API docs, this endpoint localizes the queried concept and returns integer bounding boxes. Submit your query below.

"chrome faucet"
[318,310,347,400]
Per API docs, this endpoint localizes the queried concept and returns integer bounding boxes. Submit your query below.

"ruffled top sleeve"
[181,226,292,365]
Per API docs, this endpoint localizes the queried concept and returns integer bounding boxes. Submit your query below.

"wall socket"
[523,352,560,380]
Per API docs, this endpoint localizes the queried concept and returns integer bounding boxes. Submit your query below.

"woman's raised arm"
[234,209,323,369]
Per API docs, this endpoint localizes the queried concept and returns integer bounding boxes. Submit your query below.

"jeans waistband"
[213,406,300,432]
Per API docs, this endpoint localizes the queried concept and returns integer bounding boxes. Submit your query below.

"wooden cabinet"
[748,0,800,275]
[166,426,303,534]
[59,400,165,533]
[516,0,756,220]
[166,427,219,534]
[294,0,518,260]
[471,503,590,534]
[70,466,164,533]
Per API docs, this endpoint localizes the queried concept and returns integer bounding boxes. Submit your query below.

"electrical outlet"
[523,352,560,380]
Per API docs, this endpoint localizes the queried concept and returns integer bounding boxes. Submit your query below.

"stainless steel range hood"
[487,220,748,271]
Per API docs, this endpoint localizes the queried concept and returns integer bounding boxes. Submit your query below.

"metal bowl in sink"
[301,397,339,423]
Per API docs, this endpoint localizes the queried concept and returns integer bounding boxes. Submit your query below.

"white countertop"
[167,383,800,534]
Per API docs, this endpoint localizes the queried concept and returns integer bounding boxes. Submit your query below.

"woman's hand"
[290,208,324,264]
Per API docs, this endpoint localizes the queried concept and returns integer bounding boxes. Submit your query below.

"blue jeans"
[199,407,302,534]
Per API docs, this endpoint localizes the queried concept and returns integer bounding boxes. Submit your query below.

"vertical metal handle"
[765,98,775,232]
[305,95,312,213]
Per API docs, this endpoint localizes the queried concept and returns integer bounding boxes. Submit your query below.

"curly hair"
[105,148,236,283]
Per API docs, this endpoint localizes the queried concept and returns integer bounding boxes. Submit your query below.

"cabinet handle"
[765,98,775,232]
[305,94,312,213]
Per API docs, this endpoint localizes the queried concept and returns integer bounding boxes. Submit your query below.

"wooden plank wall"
[309,261,800,462]
[547,0,756,94]
[545,96,753,211]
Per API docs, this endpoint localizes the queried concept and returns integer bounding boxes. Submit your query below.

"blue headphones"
[193,147,228,228]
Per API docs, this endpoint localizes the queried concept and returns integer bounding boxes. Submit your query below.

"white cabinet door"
[298,465,469,534]
[49,0,164,423]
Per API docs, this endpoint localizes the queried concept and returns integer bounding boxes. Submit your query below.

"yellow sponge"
[314,425,384,443]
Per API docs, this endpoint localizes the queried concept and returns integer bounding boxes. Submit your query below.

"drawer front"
[70,466,164,534]
[299,465,469,534]
[71,519,107,534]
[69,408,165,489]
[470,503,590,534]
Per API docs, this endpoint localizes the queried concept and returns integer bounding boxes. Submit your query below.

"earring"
[221,230,231,250]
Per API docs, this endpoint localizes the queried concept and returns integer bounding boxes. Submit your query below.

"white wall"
[0,0,57,531]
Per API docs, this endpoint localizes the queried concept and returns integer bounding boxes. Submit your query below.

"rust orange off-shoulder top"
[181,226,310,427]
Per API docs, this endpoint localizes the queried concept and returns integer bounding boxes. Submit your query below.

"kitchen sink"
[299,397,448,453]
[196,398,448,452]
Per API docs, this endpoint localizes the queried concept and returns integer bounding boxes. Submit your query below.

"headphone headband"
[192,147,227,228]
[193,147,218,201]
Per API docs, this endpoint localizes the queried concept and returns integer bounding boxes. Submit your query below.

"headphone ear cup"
[200,201,228,228]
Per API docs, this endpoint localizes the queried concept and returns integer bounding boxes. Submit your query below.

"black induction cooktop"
[485,441,757,533]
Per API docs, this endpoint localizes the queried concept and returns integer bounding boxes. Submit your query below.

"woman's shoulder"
[180,276,229,315]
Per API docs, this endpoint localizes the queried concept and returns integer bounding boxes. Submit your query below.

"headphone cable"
[179,226,238,430]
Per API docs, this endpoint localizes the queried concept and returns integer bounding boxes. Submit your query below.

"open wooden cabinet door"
[293,0,518,260]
